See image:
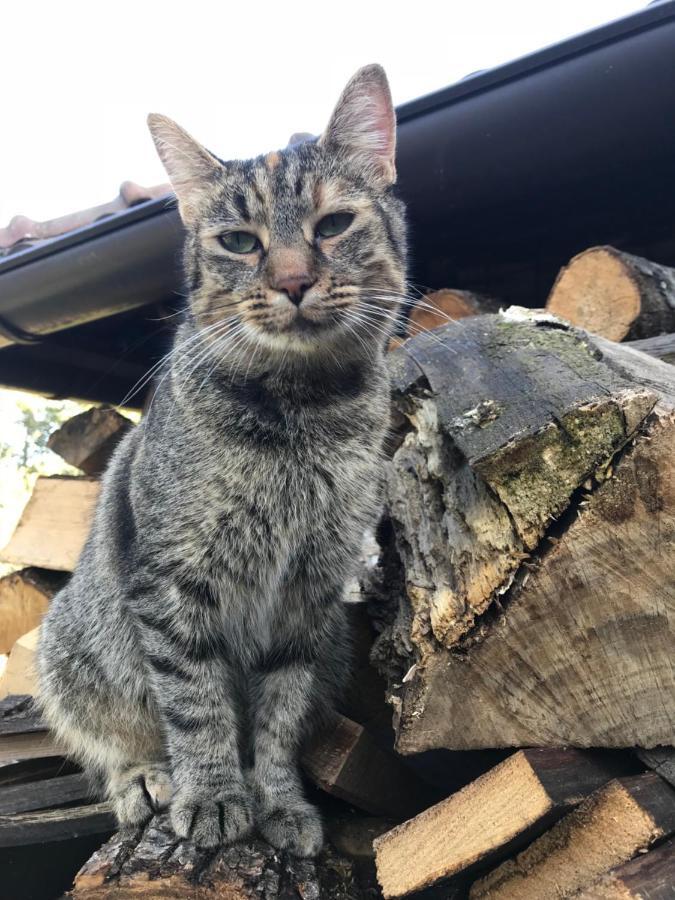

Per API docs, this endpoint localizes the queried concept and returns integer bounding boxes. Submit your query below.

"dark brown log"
[373,311,675,752]
[637,747,675,789]
[470,773,675,899]
[373,747,631,898]
[546,246,675,341]
[0,772,90,815]
[67,813,368,900]
[0,801,115,849]
[575,837,675,899]
[47,406,133,476]
[301,714,437,818]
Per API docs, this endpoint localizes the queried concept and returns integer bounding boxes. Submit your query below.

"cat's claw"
[258,803,324,857]
[170,790,254,848]
[110,765,173,827]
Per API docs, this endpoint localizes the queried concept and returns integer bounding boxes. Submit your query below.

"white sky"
[1,0,645,225]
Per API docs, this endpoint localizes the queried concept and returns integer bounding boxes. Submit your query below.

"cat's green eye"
[219,231,260,254]
[315,212,354,239]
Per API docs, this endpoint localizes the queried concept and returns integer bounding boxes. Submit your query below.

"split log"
[546,246,675,341]
[0,568,64,654]
[470,773,675,899]
[67,813,367,900]
[373,747,630,897]
[575,837,675,899]
[47,406,133,476]
[373,311,675,751]
[0,627,40,699]
[301,714,436,818]
[0,476,99,571]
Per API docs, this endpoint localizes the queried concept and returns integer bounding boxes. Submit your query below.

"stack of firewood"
[0,244,674,899]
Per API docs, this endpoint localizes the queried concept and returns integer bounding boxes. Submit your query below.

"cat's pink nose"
[272,273,316,306]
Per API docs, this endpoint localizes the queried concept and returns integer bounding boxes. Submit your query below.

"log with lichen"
[370,309,675,753]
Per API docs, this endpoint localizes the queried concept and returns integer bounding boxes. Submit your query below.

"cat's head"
[148,65,406,367]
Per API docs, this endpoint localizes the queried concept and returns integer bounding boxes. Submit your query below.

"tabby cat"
[37,64,406,856]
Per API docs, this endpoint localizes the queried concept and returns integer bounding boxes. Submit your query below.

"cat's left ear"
[147,114,223,225]
[320,64,396,185]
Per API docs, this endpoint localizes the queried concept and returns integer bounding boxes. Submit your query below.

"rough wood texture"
[68,814,368,899]
[575,837,675,899]
[0,801,115,849]
[0,568,64,654]
[0,626,40,699]
[373,748,628,897]
[47,406,133,476]
[301,715,436,818]
[470,773,675,899]
[637,747,675,789]
[0,772,90,815]
[546,246,675,341]
[628,332,675,366]
[0,476,99,571]
[374,311,675,751]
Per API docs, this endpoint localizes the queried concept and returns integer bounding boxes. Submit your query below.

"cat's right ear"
[147,114,223,225]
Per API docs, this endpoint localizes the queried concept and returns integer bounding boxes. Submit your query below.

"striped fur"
[37,65,406,856]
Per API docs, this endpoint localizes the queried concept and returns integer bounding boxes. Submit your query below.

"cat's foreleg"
[250,663,324,857]
[133,601,252,848]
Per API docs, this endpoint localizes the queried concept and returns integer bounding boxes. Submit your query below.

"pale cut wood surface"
[0,627,40,700]
[0,476,99,571]
[470,774,675,899]
[575,837,675,899]
[546,246,675,341]
[375,313,675,752]
[0,569,60,654]
[373,748,626,898]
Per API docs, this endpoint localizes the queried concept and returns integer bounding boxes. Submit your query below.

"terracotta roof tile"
[0,181,172,256]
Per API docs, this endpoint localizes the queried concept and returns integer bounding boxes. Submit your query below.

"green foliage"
[0,399,79,492]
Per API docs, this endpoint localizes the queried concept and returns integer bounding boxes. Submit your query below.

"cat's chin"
[250,321,343,355]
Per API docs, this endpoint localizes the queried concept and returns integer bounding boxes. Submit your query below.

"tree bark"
[372,310,675,752]
[67,814,371,900]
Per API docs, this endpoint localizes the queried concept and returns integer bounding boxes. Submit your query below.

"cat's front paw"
[170,787,253,848]
[258,802,323,857]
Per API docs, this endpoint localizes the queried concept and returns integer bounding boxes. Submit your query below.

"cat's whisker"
[117,317,232,408]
